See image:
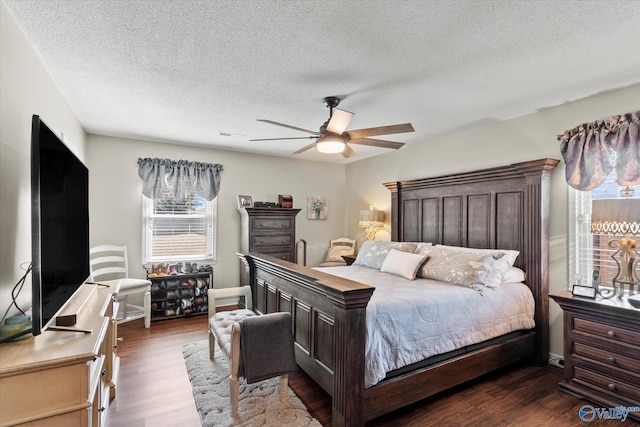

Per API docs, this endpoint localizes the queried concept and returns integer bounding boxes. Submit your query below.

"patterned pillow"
[436,245,519,287]
[353,241,418,270]
[415,242,434,256]
[417,246,500,293]
[325,245,355,262]
[380,249,429,280]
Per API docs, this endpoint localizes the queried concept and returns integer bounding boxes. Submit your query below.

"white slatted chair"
[89,245,151,328]
[208,286,292,417]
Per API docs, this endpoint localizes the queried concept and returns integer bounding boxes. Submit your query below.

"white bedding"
[315,265,536,388]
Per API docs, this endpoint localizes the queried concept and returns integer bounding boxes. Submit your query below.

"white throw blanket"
[315,265,535,388]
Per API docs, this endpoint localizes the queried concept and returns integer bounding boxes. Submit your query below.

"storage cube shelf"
[148,271,213,320]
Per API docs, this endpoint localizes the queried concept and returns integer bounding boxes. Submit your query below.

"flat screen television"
[31,115,90,336]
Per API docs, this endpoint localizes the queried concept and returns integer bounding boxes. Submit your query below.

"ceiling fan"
[250,96,415,158]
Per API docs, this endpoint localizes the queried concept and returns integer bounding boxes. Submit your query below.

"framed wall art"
[307,196,327,220]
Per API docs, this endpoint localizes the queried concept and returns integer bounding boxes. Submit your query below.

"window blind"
[142,187,216,263]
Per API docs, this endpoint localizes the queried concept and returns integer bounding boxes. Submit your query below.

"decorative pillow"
[380,249,429,280]
[435,245,519,286]
[414,243,436,264]
[500,266,526,284]
[325,245,355,262]
[417,246,500,293]
[414,242,433,254]
[353,241,418,270]
[436,245,519,265]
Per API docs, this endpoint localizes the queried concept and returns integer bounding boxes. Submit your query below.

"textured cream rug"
[182,339,322,427]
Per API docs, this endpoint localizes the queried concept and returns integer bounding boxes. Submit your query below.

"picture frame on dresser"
[278,194,293,208]
[237,195,252,208]
[572,284,597,299]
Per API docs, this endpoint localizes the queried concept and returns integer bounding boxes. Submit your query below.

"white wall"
[86,135,347,289]
[345,83,640,357]
[0,2,86,319]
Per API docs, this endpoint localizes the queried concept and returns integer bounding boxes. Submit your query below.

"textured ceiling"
[5,0,640,163]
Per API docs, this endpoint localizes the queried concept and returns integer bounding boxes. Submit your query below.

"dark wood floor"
[108,315,637,427]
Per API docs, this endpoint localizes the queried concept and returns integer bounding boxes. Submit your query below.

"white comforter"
[315,265,535,388]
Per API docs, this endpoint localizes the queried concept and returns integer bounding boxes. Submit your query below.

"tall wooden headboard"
[384,158,559,361]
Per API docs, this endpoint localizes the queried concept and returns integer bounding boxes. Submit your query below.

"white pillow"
[353,241,418,270]
[500,266,526,284]
[380,248,429,280]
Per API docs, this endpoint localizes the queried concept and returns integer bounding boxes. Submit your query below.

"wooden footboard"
[241,253,374,426]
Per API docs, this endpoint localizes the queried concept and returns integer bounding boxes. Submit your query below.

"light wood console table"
[0,281,120,427]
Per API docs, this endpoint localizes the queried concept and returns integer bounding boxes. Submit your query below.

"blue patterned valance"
[137,158,223,201]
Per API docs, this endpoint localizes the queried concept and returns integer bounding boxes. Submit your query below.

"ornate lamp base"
[599,237,639,299]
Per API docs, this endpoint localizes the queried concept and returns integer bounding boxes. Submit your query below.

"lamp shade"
[359,209,385,224]
[359,209,385,240]
[591,199,640,235]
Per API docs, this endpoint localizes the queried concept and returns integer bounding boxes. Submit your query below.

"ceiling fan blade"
[326,109,355,135]
[345,123,414,139]
[292,142,317,155]
[250,136,317,141]
[348,137,405,149]
[341,144,356,158]
[257,119,317,135]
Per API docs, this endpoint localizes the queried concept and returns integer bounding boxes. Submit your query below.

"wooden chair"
[89,245,151,328]
[318,237,356,267]
[208,286,295,417]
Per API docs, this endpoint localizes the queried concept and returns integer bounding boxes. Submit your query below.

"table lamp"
[359,207,385,241]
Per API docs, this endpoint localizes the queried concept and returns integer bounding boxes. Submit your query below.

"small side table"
[341,255,356,266]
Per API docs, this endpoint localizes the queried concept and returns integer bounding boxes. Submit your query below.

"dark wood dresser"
[549,291,640,421]
[238,207,300,284]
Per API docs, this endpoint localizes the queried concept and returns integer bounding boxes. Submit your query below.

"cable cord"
[0,262,32,325]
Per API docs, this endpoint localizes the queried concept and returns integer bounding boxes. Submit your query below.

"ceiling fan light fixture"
[254,97,414,157]
[316,135,346,154]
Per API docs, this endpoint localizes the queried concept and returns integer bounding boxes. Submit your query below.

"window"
[142,187,216,263]
[569,158,639,289]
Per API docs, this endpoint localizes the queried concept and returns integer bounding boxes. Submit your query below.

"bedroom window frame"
[568,155,639,290]
[141,187,217,264]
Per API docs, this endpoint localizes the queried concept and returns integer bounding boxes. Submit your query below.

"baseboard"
[548,352,564,368]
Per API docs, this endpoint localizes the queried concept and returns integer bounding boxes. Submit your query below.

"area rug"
[182,339,322,427]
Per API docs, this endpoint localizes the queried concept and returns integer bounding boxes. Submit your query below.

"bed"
[239,158,559,426]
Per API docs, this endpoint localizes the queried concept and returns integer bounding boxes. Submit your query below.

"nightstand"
[549,291,640,421]
[341,255,356,266]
